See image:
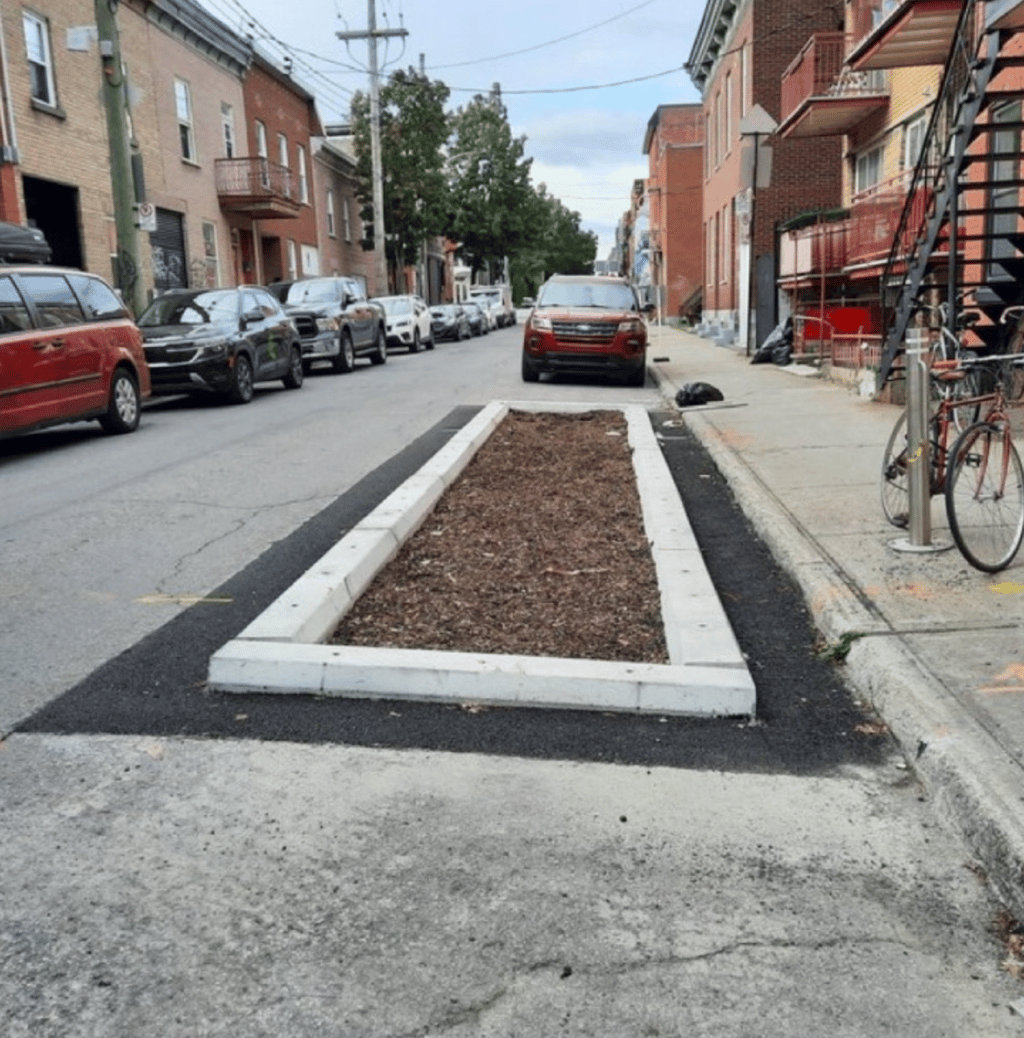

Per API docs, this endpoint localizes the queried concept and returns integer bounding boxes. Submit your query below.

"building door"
[150,209,187,291]
[22,176,82,270]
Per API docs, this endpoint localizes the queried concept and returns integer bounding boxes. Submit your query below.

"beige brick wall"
[4,0,120,274]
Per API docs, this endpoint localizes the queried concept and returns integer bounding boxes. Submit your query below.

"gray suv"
[268,276,386,374]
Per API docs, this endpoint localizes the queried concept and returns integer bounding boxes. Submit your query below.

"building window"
[903,115,927,171]
[287,239,297,280]
[714,90,722,166]
[721,203,730,284]
[221,103,236,158]
[255,120,268,158]
[278,133,289,169]
[297,145,308,204]
[202,221,219,287]
[725,72,733,156]
[854,145,883,194]
[740,44,749,117]
[326,190,336,237]
[174,79,196,162]
[23,12,56,107]
[704,113,712,177]
[343,198,352,242]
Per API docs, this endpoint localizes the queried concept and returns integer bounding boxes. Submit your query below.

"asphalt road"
[3,321,1022,1035]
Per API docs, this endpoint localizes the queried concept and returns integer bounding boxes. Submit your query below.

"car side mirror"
[643,303,656,316]
[242,307,264,325]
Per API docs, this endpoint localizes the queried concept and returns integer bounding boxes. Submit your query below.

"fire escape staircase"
[878,2,1024,384]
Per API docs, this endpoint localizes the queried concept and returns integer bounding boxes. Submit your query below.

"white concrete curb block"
[209,401,756,717]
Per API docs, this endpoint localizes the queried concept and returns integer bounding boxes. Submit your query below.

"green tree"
[351,69,450,283]
[446,89,534,279]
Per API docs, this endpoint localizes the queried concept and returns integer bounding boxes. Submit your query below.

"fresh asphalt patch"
[17,407,892,775]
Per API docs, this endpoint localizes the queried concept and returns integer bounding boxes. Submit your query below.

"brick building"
[687,0,845,350]
[641,104,703,322]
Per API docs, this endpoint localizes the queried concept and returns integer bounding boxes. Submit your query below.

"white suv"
[374,294,434,352]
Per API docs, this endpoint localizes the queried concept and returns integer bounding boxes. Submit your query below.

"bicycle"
[880,352,1024,572]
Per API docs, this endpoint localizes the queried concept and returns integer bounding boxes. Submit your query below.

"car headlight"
[531,315,552,332]
[617,319,644,334]
[196,340,229,357]
[316,316,341,333]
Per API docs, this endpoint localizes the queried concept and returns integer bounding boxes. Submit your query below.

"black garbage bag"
[675,381,725,407]
[751,316,793,366]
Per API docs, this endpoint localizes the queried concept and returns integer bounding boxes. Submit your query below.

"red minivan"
[0,266,150,439]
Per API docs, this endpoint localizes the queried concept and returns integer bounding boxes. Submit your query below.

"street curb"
[651,361,1024,918]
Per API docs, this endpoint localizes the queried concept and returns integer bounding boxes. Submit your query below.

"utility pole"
[95,0,142,316]
[337,3,407,295]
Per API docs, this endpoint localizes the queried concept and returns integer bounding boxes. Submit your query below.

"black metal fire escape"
[878,0,1024,386]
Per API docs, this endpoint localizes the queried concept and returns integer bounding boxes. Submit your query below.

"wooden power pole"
[337,2,407,294]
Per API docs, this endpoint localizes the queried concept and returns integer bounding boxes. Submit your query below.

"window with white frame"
[714,90,722,166]
[23,11,56,107]
[255,120,269,188]
[725,72,733,156]
[343,198,352,242]
[740,43,749,117]
[278,133,289,169]
[297,145,308,204]
[326,190,336,237]
[903,115,927,171]
[175,79,196,162]
[221,103,236,158]
[854,145,883,193]
[287,239,297,280]
[721,203,730,283]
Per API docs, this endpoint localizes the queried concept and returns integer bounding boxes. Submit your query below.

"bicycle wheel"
[880,411,910,528]
[944,421,1024,572]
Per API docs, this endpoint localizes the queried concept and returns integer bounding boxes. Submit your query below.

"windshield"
[380,297,412,316]
[537,281,638,311]
[274,279,340,305]
[139,290,239,327]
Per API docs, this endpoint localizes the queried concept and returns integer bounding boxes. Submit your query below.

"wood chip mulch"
[331,409,669,664]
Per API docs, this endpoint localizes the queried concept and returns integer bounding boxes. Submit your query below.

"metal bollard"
[906,328,931,545]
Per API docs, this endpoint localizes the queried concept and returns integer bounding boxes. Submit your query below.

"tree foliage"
[351,69,450,272]
[445,90,535,278]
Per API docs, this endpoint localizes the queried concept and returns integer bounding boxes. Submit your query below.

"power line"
[426,0,659,70]
[447,66,684,95]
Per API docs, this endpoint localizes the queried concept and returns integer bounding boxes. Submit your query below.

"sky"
[191,0,704,259]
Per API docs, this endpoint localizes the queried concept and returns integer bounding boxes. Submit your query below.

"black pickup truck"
[268,276,386,374]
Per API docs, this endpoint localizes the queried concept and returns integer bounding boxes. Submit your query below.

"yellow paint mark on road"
[136,594,233,605]
[991,581,1024,595]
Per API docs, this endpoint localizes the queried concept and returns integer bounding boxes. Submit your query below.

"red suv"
[0,266,150,438]
[521,275,651,386]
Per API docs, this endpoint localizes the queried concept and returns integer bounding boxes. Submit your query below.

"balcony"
[846,169,948,271]
[779,216,850,284]
[848,0,962,71]
[215,157,302,220]
[778,33,888,138]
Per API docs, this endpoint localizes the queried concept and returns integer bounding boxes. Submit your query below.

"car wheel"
[625,363,647,388]
[521,352,540,383]
[227,353,255,404]
[332,331,355,373]
[370,324,387,365]
[409,328,421,354]
[426,333,435,351]
[98,368,140,434]
[283,344,304,389]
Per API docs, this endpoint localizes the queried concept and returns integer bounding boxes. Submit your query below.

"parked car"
[267,276,386,373]
[138,286,303,404]
[0,266,150,439]
[469,283,515,328]
[430,304,471,342]
[521,274,652,387]
[374,294,434,352]
[463,300,490,337]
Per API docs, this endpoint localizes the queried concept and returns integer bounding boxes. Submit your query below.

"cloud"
[519,109,649,169]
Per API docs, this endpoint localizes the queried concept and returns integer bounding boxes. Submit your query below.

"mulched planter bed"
[331,409,669,664]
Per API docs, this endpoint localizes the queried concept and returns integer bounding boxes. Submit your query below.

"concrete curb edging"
[671,388,1024,917]
[208,400,756,717]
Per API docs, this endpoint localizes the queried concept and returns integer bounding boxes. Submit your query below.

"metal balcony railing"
[848,169,944,268]
[779,218,850,280]
[780,33,845,123]
[214,157,299,217]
